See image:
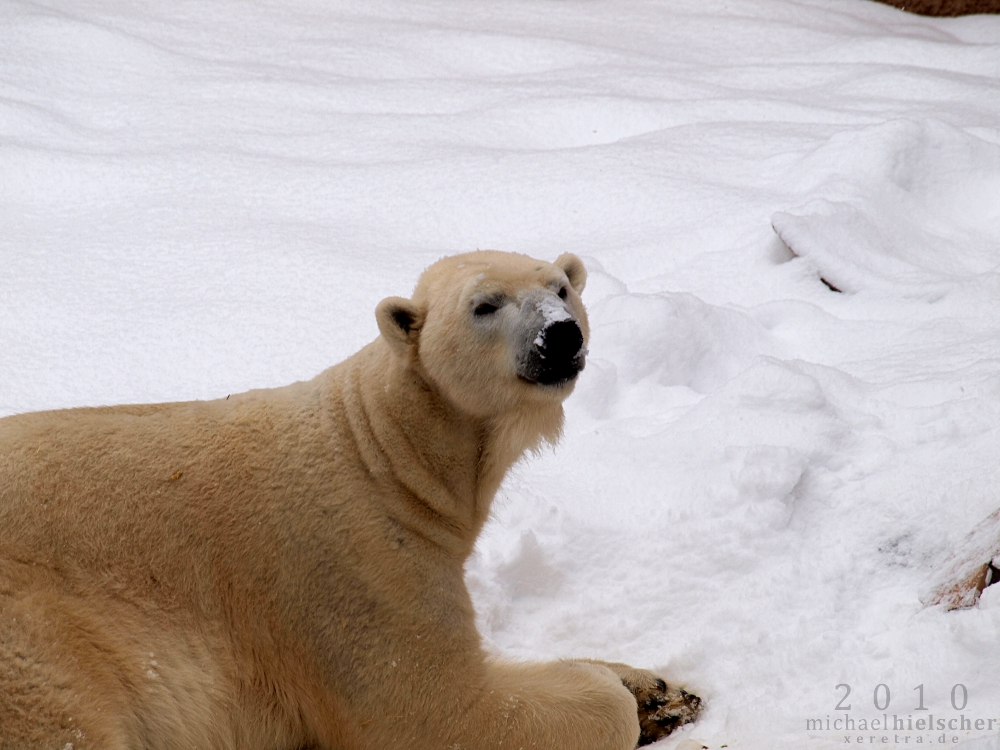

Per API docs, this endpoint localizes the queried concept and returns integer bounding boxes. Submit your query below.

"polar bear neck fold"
[332,339,563,558]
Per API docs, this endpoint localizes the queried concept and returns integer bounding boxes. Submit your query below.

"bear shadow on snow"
[0,250,701,750]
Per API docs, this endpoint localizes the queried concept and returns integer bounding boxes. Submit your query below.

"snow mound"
[772,119,1000,299]
[581,291,782,404]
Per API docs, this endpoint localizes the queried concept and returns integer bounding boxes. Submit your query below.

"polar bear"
[0,250,701,750]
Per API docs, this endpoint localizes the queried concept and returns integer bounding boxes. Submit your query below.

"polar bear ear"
[554,253,587,294]
[376,296,423,356]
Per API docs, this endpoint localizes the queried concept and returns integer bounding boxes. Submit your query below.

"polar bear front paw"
[589,661,703,747]
[631,678,701,746]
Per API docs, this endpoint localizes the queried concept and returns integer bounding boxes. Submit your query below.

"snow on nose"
[520,295,586,386]
[533,296,574,347]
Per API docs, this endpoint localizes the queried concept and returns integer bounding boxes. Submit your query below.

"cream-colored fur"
[0,251,698,750]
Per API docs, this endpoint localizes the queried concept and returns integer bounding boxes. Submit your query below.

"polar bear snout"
[517,295,587,386]
[531,319,586,385]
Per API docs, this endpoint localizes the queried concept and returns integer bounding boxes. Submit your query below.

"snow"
[537,294,573,326]
[3,0,1000,747]
[534,294,574,347]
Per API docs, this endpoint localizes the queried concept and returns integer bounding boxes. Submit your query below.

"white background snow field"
[3,1,1000,747]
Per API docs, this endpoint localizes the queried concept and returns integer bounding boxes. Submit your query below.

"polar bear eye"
[474,301,500,317]
[558,286,568,300]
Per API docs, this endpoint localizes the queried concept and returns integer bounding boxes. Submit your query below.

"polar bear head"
[376,251,589,420]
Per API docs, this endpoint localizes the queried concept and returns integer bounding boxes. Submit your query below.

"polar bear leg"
[453,659,641,750]
[0,600,131,750]
[0,582,235,750]
[573,660,703,746]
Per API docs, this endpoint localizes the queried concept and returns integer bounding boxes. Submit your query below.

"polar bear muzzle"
[516,292,587,386]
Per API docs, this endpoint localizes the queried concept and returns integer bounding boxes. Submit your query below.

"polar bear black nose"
[539,320,583,363]
[531,320,585,385]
